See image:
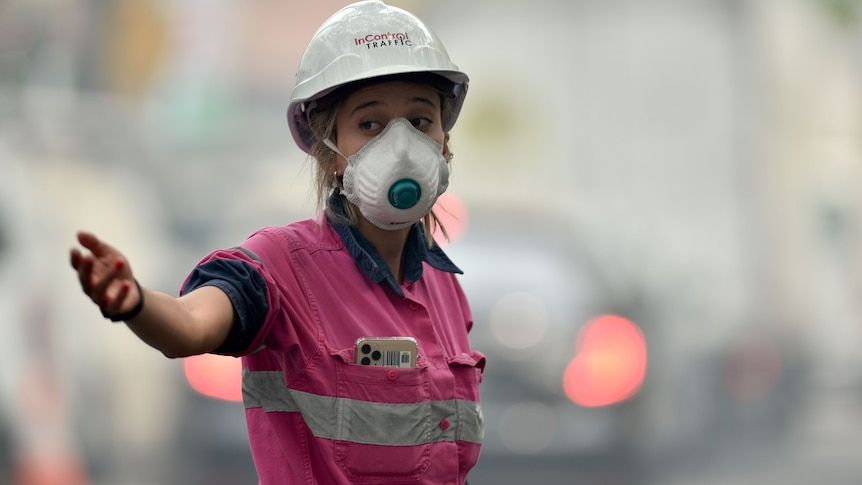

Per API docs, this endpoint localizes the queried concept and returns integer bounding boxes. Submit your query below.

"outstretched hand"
[70,231,141,320]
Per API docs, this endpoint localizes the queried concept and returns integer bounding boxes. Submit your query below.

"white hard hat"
[287,0,469,154]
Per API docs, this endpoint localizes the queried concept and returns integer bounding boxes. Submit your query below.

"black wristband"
[102,279,145,323]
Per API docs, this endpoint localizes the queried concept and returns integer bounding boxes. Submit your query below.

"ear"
[333,155,348,177]
[442,133,452,161]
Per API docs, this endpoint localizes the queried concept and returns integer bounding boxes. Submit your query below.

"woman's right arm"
[70,231,235,358]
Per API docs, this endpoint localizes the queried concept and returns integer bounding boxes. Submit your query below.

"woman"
[69,1,483,484]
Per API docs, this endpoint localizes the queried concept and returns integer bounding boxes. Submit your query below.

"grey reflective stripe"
[243,369,484,445]
[232,246,262,262]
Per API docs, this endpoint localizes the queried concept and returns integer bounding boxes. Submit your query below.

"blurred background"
[2,0,862,483]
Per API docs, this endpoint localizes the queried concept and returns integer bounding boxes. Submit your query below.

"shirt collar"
[327,192,462,297]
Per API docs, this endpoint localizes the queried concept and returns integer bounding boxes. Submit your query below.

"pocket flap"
[446,350,486,374]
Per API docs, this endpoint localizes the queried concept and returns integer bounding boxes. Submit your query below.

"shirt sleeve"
[181,258,268,355]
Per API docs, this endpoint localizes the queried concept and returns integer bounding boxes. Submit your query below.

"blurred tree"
[102,0,169,98]
[813,0,862,28]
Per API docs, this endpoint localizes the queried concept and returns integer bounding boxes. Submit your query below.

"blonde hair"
[306,74,455,247]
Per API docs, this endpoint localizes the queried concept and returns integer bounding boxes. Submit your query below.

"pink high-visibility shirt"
[183,216,484,485]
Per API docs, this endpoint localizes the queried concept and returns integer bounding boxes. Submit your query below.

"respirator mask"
[325,118,449,230]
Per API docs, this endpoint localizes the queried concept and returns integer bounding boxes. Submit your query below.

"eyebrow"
[349,96,438,117]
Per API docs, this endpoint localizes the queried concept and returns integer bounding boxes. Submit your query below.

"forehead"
[342,81,440,109]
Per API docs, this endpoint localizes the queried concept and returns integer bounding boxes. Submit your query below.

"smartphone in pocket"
[354,337,418,368]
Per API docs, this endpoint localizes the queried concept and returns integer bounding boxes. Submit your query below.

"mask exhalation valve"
[388,179,422,209]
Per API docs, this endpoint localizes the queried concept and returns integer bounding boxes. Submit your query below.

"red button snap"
[387,369,398,381]
[409,302,420,311]
[439,418,450,431]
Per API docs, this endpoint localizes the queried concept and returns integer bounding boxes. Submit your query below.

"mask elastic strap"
[323,138,347,161]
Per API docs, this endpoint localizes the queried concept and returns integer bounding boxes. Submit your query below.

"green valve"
[388,179,421,209]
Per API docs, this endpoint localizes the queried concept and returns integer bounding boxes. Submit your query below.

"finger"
[103,280,132,315]
[90,258,125,302]
[76,231,98,251]
[70,248,82,270]
[77,231,116,258]
[112,257,131,279]
[77,256,94,293]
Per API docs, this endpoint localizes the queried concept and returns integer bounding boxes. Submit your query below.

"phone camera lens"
[361,344,371,354]
[361,357,371,365]
[371,350,381,361]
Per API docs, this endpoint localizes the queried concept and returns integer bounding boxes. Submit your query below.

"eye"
[358,120,382,131]
[411,117,433,130]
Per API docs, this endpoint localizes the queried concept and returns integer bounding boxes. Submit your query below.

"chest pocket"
[447,350,485,402]
[333,350,433,481]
